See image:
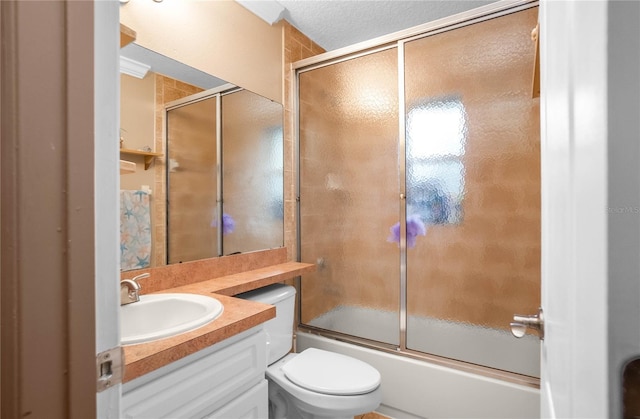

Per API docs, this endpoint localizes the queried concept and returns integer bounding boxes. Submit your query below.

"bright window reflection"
[407,97,467,225]
[407,99,466,158]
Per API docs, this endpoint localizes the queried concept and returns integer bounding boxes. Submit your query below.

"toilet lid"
[282,348,381,396]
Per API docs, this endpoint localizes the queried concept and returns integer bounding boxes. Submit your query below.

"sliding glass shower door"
[221,90,284,256]
[166,97,219,264]
[299,47,400,345]
[404,8,540,376]
[298,6,540,377]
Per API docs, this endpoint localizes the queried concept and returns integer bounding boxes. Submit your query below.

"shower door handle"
[510,307,544,340]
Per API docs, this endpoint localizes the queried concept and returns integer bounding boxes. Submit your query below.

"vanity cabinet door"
[122,328,267,418]
[206,379,268,419]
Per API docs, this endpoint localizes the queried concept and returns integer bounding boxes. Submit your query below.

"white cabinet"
[122,326,267,418]
[206,380,268,418]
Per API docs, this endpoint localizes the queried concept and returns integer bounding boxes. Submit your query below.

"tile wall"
[283,22,326,263]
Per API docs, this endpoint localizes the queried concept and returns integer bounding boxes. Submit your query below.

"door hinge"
[96,346,124,392]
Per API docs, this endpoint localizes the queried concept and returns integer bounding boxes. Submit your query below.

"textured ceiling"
[278,0,497,51]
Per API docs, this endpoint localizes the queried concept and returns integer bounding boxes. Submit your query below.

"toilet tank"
[236,284,296,365]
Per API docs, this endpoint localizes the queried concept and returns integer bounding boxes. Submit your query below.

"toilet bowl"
[238,284,382,419]
[267,350,382,419]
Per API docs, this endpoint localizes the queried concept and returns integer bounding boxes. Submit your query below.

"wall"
[120,74,155,243]
[283,22,326,263]
[120,73,155,154]
[120,0,282,103]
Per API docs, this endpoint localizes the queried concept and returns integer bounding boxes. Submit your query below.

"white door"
[95,0,122,416]
[539,0,608,417]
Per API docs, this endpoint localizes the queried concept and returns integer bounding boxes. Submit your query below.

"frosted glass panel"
[299,48,400,345]
[404,8,541,376]
[166,97,218,263]
[222,90,283,255]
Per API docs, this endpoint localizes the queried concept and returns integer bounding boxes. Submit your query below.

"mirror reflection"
[119,43,284,271]
[166,88,283,263]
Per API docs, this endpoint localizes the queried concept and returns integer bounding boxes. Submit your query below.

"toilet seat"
[267,353,382,418]
[281,348,381,395]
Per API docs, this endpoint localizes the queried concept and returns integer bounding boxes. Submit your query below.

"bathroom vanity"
[119,249,314,418]
[122,327,268,418]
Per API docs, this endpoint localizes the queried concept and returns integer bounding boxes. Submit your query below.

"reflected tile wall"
[153,75,204,266]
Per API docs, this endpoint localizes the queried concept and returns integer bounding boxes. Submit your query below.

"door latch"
[510,307,544,340]
[96,347,124,392]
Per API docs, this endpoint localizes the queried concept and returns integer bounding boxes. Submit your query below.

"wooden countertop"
[123,262,315,383]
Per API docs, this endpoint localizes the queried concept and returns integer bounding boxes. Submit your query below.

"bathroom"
[3,0,640,419]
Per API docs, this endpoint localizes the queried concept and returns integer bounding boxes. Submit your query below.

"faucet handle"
[130,272,150,286]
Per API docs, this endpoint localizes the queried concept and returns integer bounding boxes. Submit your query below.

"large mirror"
[119,42,284,271]
[166,86,284,264]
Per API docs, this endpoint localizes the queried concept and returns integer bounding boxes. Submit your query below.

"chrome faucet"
[120,273,149,305]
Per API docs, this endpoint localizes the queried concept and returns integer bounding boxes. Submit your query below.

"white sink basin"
[121,293,223,345]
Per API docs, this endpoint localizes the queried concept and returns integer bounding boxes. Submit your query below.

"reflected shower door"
[166,97,218,263]
[299,48,400,345]
[221,90,284,255]
[404,8,541,376]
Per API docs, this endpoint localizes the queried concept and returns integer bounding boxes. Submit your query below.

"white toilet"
[238,284,382,419]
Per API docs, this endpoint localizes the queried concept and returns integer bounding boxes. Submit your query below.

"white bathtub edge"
[296,331,540,419]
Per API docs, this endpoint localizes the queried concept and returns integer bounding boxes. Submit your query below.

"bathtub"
[297,308,540,418]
